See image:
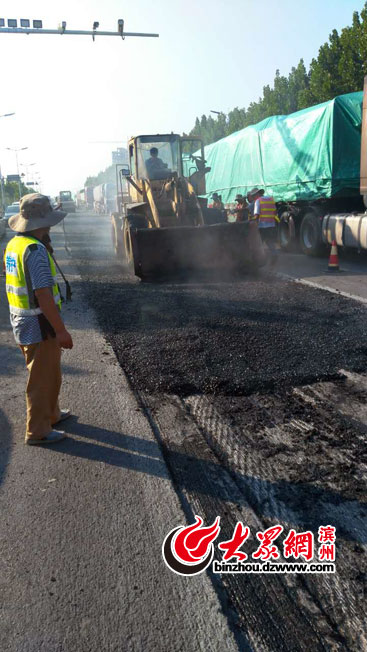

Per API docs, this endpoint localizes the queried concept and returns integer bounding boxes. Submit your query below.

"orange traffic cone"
[327,240,339,271]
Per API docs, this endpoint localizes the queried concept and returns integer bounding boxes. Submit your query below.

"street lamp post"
[20,162,36,187]
[32,172,42,193]
[6,146,28,199]
[0,111,15,212]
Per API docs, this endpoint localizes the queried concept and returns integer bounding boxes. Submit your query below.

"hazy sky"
[0,0,362,196]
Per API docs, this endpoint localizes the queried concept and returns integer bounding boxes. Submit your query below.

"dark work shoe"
[25,430,66,445]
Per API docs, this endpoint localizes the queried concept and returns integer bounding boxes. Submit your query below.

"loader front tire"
[111,213,124,259]
[124,214,148,265]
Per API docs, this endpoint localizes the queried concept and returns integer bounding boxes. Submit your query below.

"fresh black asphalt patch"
[80,268,367,397]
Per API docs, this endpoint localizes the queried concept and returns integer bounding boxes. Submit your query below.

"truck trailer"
[93,183,116,215]
[84,186,94,211]
[204,78,367,256]
[76,189,85,209]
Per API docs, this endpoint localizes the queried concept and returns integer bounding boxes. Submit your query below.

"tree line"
[188,4,367,145]
[84,165,117,189]
[84,150,128,189]
[2,180,35,208]
[85,5,367,184]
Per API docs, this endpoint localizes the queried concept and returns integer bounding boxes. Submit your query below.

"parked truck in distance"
[57,190,76,213]
[205,77,367,256]
[76,189,86,209]
[85,186,94,211]
[93,183,116,214]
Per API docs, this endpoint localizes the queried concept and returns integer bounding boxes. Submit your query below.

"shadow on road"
[52,419,367,545]
[0,409,13,487]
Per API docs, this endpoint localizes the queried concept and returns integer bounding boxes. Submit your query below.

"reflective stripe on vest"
[258,196,278,227]
[4,235,62,316]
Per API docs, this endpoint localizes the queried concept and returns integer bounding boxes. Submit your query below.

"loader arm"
[180,177,205,226]
[144,179,162,227]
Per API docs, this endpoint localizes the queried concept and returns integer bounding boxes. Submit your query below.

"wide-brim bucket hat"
[8,193,67,232]
[247,187,265,200]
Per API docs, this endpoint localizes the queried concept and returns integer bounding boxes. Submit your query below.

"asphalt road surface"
[1,212,367,651]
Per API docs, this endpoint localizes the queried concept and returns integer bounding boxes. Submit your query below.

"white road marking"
[277,272,367,306]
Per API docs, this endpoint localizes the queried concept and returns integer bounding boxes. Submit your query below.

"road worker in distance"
[234,194,248,223]
[247,187,279,265]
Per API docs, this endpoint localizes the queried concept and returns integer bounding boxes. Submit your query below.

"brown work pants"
[20,336,62,441]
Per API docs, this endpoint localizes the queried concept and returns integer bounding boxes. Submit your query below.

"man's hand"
[56,328,73,349]
[35,287,73,348]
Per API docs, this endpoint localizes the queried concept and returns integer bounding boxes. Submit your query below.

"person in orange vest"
[248,187,279,264]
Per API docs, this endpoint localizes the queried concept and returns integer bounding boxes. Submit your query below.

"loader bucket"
[129,221,267,279]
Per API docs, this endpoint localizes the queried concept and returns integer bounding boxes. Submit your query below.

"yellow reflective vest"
[255,196,280,228]
[4,235,61,316]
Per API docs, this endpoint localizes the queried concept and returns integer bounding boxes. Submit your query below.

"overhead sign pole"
[0,18,159,39]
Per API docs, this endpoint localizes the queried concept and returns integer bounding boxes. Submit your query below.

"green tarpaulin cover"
[204,91,362,204]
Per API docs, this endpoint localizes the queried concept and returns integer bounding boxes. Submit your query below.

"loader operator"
[145,147,169,180]
[248,187,279,265]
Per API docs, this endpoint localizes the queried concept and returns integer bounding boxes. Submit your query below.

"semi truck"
[93,183,116,214]
[204,77,367,256]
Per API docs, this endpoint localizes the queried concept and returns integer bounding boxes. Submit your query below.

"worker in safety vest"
[248,187,279,264]
[4,193,73,445]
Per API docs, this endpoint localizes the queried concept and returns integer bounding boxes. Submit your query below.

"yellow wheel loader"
[111,134,265,279]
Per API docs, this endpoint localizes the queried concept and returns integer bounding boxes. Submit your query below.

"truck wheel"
[279,211,297,251]
[300,211,324,256]
[111,214,124,259]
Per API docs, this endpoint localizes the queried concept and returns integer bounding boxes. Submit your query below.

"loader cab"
[133,134,180,181]
[128,134,208,187]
